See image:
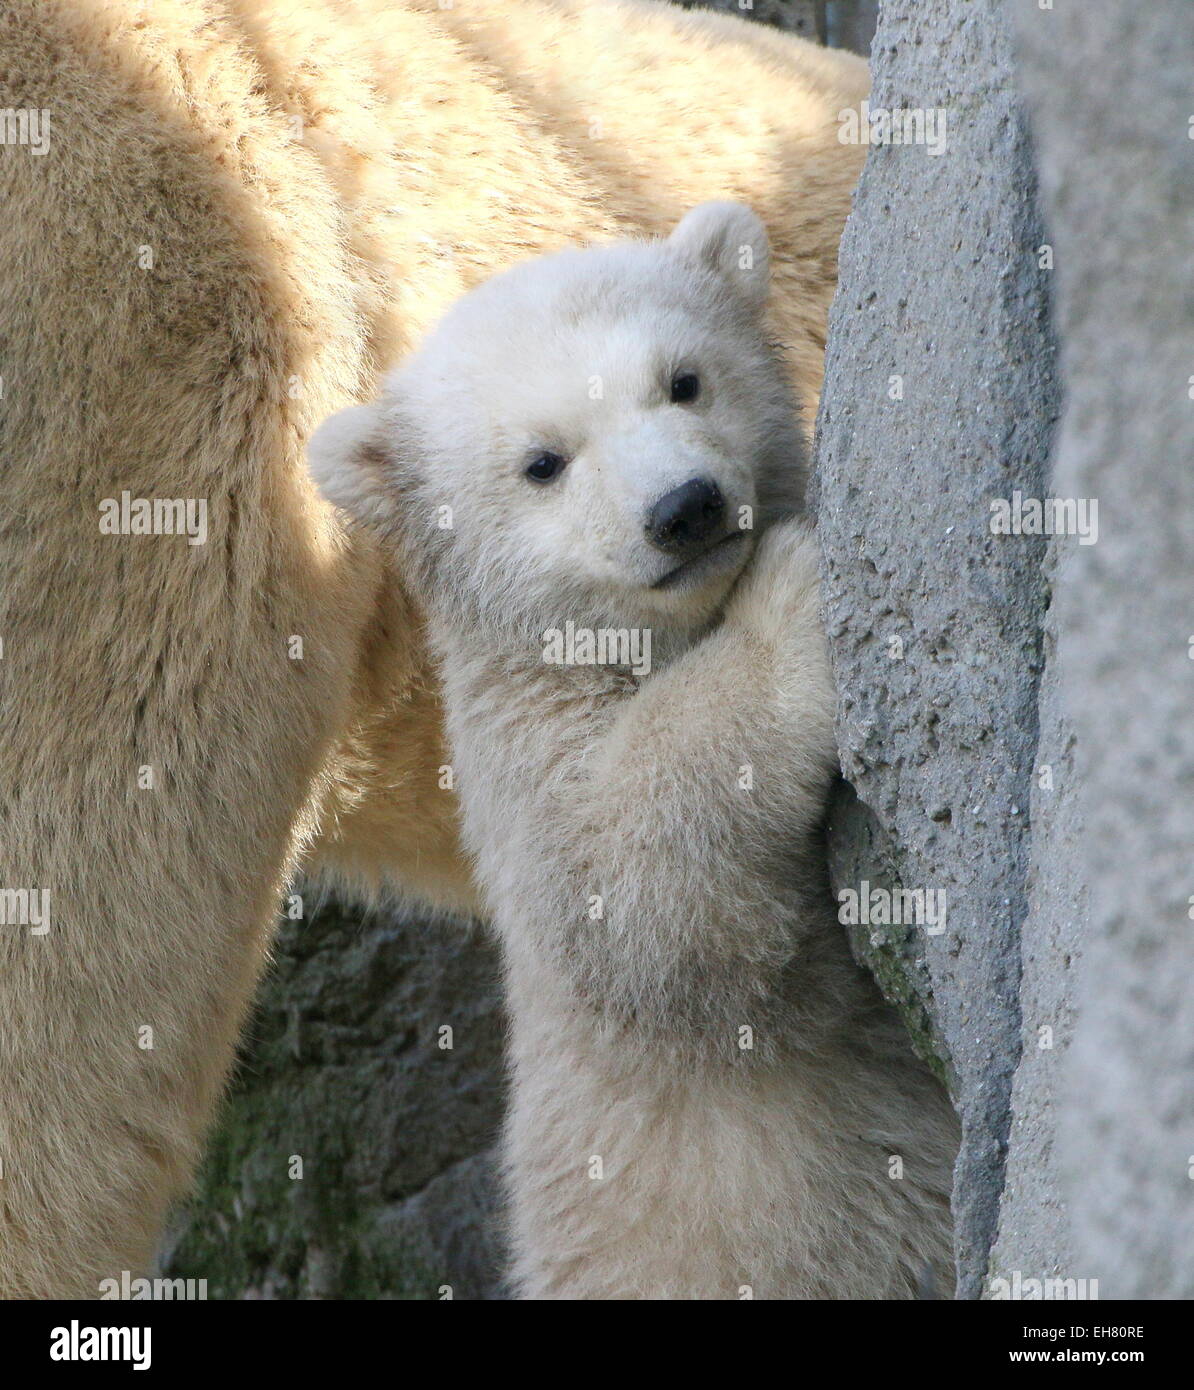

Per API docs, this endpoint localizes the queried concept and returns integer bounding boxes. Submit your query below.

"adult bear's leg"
[0,0,382,1296]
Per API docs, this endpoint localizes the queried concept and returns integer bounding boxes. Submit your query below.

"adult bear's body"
[0,0,866,1295]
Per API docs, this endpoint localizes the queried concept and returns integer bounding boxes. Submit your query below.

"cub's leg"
[521,520,840,1042]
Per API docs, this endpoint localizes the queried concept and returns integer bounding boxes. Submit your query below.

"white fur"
[311,204,959,1299]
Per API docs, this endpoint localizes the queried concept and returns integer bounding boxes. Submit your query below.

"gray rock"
[684,0,878,52]
[1011,0,1194,1299]
[681,0,825,41]
[810,0,1059,1298]
[162,894,508,1299]
[825,0,879,54]
[987,533,1082,1290]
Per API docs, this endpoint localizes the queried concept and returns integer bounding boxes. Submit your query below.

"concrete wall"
[1006,0,1194,1300]
[819,0,1194,1299]
[812,0,1058,1298]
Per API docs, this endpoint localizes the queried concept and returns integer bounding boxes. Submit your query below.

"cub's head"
[310,202,805,644]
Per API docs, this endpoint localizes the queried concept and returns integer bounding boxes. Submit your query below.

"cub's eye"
[670,372,700,404]
[525,451,567,483]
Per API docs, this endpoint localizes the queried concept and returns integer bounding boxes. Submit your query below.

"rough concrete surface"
[987,531,1083,1290]
[810,0,1058,1298]
[1011,0,1194,1299]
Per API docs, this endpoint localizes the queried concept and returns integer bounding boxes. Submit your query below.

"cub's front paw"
[725,516,838,777]
[729,518,824,642]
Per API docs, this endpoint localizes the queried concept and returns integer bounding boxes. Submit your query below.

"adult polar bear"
[0,0,867,1296]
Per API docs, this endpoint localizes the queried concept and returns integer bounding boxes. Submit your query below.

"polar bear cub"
[310,203,959,1299]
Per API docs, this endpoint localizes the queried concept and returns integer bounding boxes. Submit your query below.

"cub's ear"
[307,402,399,531]
[668,201,771,314]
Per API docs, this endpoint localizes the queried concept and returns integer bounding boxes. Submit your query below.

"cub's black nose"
[645,477,725,553]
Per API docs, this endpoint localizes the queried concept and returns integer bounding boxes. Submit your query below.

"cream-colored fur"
[0,0,867,1296]
[312,205,959,1299]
